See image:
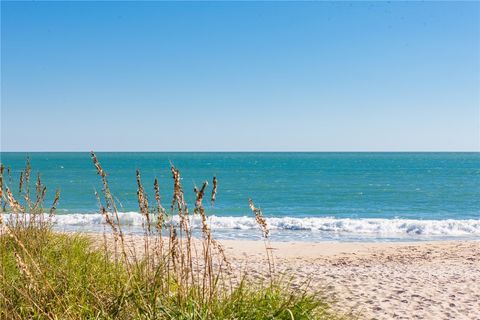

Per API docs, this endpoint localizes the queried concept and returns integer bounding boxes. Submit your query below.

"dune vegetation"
[0,154,341,319]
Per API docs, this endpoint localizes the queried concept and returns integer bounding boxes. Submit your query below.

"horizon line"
[1,150,479,153]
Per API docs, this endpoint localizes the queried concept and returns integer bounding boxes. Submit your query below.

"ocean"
[1,152,479,242]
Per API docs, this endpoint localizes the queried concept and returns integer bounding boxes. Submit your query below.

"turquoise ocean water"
[1,152,479,242]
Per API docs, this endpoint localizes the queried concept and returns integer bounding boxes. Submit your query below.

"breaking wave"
[36,212,480,237]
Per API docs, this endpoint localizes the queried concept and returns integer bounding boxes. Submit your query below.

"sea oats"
[211,176,217,206]
[249,199,269,238]
[18,172,24,196]
[136,169,150,232]
[49,189,60,217]
[0,164,4,199]
[0,164,4,213]
[153,177,167,231]
[6,187,23,214]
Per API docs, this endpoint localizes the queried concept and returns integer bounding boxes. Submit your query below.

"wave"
[9,212,478,237]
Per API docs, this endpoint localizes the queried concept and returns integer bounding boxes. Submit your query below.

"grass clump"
[0,156,341,319]
[1,231,126,318]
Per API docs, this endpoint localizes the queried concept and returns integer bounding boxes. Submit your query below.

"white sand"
[221,239,480,320]
[88,233,480,320]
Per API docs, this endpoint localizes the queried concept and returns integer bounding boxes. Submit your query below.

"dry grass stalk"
[249,199,269,238]
[32,174,47,213]
[194,181,208,214]
[6,187,24,215]
[1,160,59,231]
[136,169,150,232]
[194,181,212,289]
[153,177,167,258]
[194,182,210,237]
[91,152,115,214]
[49,190,60,217]
[249,198,275,278]
[91,152,106,178]
[0,164,4,202]
[13,251,38,293]
[0,164,4,216]
[194,179,231,300]
[18,172,24,197]
[170,165,183,212]
[95,190,120,262]
[91,152,128,268]
[211,176,217,206]
[170,165,191,235]
[135,169,153,271]
[15,158,33,211]
[7,166,12,186]
[153,178,167,230]
[171,164,195,295]
[35,174,42,199]
[170,166,188,260]
[24,158,31,185]
[1,166,12,213]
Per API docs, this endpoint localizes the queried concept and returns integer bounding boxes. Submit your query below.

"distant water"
[1,152,479,242]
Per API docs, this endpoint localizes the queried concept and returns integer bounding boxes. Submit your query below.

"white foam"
[7,212,477,237]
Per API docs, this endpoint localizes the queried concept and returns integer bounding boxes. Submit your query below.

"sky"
[1,1,479,152]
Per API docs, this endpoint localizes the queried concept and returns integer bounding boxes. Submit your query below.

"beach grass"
[0,156,341,319]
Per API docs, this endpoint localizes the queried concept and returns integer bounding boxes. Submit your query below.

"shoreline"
[4,211,480,242]
[40,211,480,243]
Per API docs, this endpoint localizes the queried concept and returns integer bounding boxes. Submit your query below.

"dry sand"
[89,233,480,320]
[221,239,480,320]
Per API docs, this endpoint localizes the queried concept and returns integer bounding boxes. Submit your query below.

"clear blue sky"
[1,1,479,151]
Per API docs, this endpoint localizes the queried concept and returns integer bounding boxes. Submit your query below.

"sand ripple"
[223,240,480,320]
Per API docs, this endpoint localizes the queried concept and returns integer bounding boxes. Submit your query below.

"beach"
[3,1,479,318]
[94,234,480,320]
[223,239,480,320]
[2,152,479,318]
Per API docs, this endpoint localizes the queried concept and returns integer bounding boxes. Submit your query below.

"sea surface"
[1,152,479,242]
